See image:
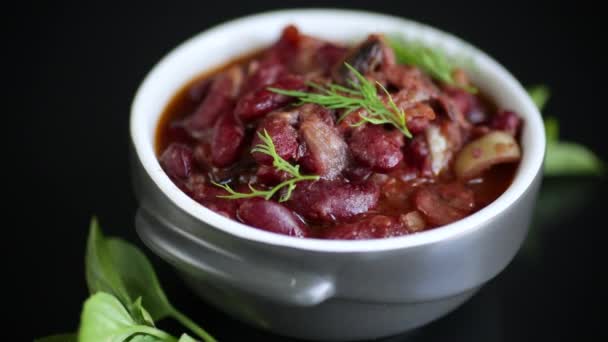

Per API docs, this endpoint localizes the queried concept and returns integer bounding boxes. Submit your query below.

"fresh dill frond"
[269,63,412,138]
[387,36,477,93]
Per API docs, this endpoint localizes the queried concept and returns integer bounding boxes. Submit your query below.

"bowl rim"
[130,8,545,253]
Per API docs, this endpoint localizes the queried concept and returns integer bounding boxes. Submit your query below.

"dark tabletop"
[11,1,606,341]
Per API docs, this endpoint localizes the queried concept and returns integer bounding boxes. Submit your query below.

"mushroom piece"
[454,131,521,179]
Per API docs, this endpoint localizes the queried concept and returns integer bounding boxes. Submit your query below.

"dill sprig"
[269,63,412,138]
[211,130,319,202]
[386,36,477,94]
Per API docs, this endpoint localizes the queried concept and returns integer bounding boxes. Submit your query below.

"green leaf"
[105,238,174,321]
[131,297,156,327]
[78,292,175,342]
[527,85,550,111]
[85,218,173,321]
[545,142,606,176]
[544,116,559,143]
[34,333,77,342]
[84,219,217,342]
[542,116,605,176]
[178,334,199,342]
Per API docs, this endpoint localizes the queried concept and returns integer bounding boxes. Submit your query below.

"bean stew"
[156,25,522,240]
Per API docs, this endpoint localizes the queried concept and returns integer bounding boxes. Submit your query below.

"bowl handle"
[136,208,335,307]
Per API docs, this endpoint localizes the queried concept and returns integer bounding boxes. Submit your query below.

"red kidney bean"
[323,215,409,240]
[490,110,522,136]
[238,198,309,237]
[211,112,245,168]
[414,183,474,226]
[288,180,380,223]
[255,165,290,185]
[184,174,239,218]
[265,25,301,66]
[235,74,306,121]
[188,77,212,102]
[316,43,348,74]
[186,67,243,134]
[349,125,404,172]
[159,143,193,179]
[192,142,212,170]
[242,61,286,94]
[343,165,373,183]
[165,120,194,146]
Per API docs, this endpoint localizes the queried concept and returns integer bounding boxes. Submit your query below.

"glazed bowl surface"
[130,9,545,341]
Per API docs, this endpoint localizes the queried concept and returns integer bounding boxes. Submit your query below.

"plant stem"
[171,309,218,342]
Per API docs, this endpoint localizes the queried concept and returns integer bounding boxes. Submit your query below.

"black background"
[10,1,607,341]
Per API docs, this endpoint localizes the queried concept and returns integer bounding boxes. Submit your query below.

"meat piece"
[349,125,404,172]
[186,66,243,134]
[251,110,300,165]
[443,86,489,125]
[323,215,409,240]
[404,102,436,135]
[414,183,475,226]
[159,143,193,179]
[211,112,245,168]
[386,84,439,135]
[299,105,348,179]
[385,64,438,97]
[490,110,522,136]
[235,74,306,121]
[334,35,394,84]
[288,180,380,223]
[238,198,309,237]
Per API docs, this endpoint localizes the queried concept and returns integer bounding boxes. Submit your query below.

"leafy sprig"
[387,36,477,93]
[526,85,605,176]
[270,63,412,138]
[36,218,217,342]
[212,129,319,202]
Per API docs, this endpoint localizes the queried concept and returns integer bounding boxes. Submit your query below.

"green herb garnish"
[387,36,477,93]
[36,218,217,342]
[270,63,412,138]
[527,85,550,111]
[526,86,606,176]
[212,129,319,202]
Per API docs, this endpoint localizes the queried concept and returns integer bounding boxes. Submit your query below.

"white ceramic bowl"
[130,9,545,341]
